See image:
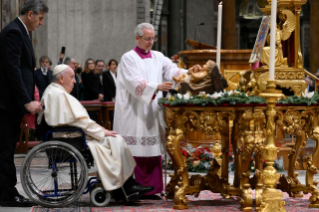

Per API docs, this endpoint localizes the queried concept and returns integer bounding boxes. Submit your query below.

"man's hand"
[25,101,43,114]
[104,129,118,137]
[59,52,65,62]
[157,82,173,92]
[96,94,104,101]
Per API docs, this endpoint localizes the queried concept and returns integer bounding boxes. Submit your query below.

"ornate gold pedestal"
[163,91,319,210]
[238,67,307,96]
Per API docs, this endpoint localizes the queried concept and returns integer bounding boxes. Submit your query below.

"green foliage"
[158,92,267,106]
[277,92,319,106]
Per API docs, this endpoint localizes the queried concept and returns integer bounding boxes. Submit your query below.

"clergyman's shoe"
[125,184,154,196]
[1,195,36,207]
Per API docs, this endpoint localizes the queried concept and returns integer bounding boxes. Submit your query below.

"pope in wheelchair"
[20,64,154,207]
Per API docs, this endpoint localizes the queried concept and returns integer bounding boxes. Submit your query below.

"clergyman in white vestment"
[38,64,154,200]
[113,23,188,197]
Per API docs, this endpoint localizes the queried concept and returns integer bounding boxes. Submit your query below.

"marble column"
[310,0,319,74]
[168,0,182,57]
[222,0,237,49]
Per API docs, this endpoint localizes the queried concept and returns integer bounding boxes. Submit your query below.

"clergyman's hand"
[25,101,43,114]
[157,82,173,92]
[191,64,202,72]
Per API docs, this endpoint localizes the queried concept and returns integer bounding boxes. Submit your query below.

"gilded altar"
[163,95,319,211]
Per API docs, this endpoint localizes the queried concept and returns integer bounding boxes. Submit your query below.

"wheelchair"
[20,126,139,208]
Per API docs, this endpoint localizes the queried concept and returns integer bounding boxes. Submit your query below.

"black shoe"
[139,194,162,200]
[112,185,154,202]
[125,184,154,196]
[1,195,36,207]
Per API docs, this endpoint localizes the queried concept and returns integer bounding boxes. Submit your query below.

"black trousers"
[0,108,23,197]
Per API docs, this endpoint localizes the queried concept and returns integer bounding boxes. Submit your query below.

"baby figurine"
[173,60,216,84]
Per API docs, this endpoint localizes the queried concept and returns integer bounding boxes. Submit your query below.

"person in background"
[103,59,118,101]
[96,59,105,86]
[76,63,85,100]
[103,59,118,130]
[64,57,79,99]
[305,75,315,92]
[35,55,52,99]
[81,58,104,101]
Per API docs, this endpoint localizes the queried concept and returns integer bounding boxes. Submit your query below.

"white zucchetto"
[53,64,70,76]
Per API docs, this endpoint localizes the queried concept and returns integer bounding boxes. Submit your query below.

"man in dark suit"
[0,0,48,207]
[35,55,53,99]
[102,59,117,101]
[103,59,117,129]
[64,57,79,99]
[34,56,52,140]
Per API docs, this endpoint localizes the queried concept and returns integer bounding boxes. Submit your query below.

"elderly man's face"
[68,59,76,70]
[97,62,104,74]
[40,59,49,70]
[59,67,76,93]
[135,28,155,51]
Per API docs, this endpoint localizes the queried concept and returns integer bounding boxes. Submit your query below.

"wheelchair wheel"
[90,187,111,207]
[20,141,88,208]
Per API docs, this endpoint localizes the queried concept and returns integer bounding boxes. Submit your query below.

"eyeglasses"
[88,63,94,65]
[139,36,157,42]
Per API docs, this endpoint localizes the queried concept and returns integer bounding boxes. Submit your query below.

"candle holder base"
[260,188,286,212]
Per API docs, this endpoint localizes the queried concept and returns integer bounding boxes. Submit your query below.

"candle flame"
[219,1,223,5]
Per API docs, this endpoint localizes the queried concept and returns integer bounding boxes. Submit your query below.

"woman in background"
[81,58,103,101]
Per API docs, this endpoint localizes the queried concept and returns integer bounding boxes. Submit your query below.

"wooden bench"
[102,101,115,130]
[80,101,103,125]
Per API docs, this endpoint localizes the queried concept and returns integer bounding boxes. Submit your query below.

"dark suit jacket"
[81,71,103,100]
[34,68,52,99]
[0,18,36,114]
[102,71,116,101]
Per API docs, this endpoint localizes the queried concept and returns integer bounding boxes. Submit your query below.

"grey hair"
[64,57,71,65]
[134,23,154,37]
[20,0,49,16]
[52,69,67,82]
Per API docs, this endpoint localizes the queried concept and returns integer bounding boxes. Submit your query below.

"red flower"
[180,148,188,158]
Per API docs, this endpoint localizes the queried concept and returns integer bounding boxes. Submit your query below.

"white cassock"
[113,50,187,157]
[38,83,136,191]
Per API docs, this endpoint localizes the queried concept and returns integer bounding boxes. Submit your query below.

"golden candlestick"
[259,80,285,212]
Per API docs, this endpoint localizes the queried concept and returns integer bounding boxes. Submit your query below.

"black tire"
[20,141,88,208]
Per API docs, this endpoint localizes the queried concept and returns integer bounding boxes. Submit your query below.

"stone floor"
[1,154,319,212]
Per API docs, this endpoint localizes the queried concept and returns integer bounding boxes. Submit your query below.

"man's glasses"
[139,36,157,42]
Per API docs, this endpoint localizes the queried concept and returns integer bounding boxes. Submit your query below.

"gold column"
[222,0,237,49]
[259,80,285,212]
[310,0,319,74]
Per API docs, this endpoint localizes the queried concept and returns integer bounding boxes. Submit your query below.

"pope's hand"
[157,82,173,92]
[25,101,43,114]
[104,129,118,137]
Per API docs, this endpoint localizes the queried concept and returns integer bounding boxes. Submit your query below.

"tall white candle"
[216,2,223,71]
[269,0,277,80]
